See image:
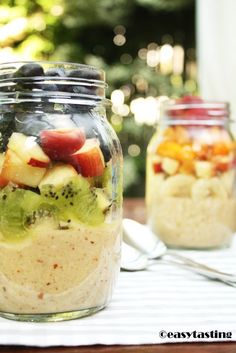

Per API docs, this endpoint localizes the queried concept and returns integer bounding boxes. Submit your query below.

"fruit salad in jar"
[0,62,122,321]
[146,96,236,249]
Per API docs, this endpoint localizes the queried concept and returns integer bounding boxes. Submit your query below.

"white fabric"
[0,237,236,347]
[197,0,236,119]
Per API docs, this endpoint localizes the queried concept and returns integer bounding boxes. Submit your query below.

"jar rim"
[0,61,107,104]
[0,60,105,79]
[162,99,230,122]
[163,99,229,111]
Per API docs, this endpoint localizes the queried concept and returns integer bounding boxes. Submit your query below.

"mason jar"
[146,96,236,249]
[0,61,122,321]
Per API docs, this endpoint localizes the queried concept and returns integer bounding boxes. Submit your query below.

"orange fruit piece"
[174,126,190,144]
[179,145,195,161]
[162,127,175,141]
[157,141,182,160]
[213,143,230,156]
[193,144,212,160]
[179,160,194,174]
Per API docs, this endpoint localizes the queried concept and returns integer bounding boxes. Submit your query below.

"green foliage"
[63,0,134,27]
[136,0,194,10]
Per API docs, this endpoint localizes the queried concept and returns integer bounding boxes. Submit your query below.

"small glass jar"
[0,61,122,321]
[146,97,236,249]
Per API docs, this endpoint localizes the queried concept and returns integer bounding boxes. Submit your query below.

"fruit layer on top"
[0,128,117,241]
[0,128,107,188]
[151,97,235,179]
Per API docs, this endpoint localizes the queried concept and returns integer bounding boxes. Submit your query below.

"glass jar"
[146,97,236,249]
[0,61,122,321]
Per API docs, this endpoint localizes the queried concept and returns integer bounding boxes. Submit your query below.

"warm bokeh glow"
[160,44,173,74]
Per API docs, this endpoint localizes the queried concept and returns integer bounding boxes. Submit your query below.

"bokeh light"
[0,17,27,43]
[138,48,148,60]
[50,5,64,16]
[130,97,160,125]
[128,144,141,157]
[160,44,173,74]
[146,49,159,67]
[113,34,126,46]
[120,53,132,64]
[111,90,125,106]
[114,25,126,35]
[173,45,184,75]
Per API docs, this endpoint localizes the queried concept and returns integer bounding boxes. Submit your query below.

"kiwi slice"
[40,175,105,226]
[93,162,123,207]
[0,187,56,241]
[0,188,31,240]
[93,163,112,194]
[0,201,26,240]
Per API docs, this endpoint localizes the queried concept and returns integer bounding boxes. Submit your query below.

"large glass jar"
[146,96,236,249]
[0,61,122,321]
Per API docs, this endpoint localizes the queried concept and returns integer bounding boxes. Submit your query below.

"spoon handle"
[162,252,236,283]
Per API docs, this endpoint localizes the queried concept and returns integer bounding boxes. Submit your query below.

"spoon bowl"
[121,218,236,287]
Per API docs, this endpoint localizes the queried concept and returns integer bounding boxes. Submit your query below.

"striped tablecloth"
[0,239,236,347]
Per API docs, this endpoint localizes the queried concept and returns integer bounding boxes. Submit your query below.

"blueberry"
[65,85,97,95]
[0,73,12,80]
[42,84,58,91]
[15,114,55,137]
[100,143,112,163]
[15,82,58,92]
[15,81,40,91]
[63,104,91,114]
[13,64,44,92]
[0,113,15,152]
[0,85,12,92]
[14,63,44,77]
[67,69,101,81]
[71,111,93,133]
[18,121,50,138]
[45,68,65,77]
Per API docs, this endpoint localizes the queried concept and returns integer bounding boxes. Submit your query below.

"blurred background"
[0,0,197,196]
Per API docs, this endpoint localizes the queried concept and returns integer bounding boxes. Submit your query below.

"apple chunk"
[8,132,50,168]
[0,175,8,188]
[40,128,86,161]
[70,138,105,177]
[0,153,9,187]
[39,164,78,189]
[1,150,47,187]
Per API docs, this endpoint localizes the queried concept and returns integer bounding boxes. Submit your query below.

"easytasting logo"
[159,330,232,340]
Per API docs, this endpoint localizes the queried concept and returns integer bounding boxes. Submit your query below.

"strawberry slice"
[153,162,162,174]
[215,162,231,173]
[40,128,86,161]
[70,138,105,177]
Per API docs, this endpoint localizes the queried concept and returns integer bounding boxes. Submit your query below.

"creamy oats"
[0,221,121,314]
[148,196,236,249]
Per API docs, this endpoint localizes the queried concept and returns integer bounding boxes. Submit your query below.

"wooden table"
[0,198,235,353]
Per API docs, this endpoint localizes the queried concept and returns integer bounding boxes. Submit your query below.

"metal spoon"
[121,242,148,271]
[122,218,236,286]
